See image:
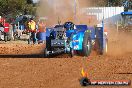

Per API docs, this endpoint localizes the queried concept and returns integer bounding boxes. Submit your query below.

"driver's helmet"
[64,22,75,30]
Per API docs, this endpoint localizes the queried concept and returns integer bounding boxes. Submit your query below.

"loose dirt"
[0,32,132,88]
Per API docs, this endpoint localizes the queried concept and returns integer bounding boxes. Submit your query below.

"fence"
[80,7,124,25]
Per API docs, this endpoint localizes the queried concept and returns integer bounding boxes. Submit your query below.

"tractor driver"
[63,22,75,43]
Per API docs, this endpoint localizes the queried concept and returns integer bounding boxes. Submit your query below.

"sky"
[32,0,39,3]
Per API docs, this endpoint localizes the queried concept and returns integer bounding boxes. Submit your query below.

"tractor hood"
[75,25,88,32]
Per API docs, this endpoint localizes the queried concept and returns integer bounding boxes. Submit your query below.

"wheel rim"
[86,40,90,52]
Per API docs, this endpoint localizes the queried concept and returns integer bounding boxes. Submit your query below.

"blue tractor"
[44,21,107,57]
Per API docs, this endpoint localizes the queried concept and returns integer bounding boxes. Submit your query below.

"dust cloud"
[36,0,97,26]
[37,0,75,26]
[108,26,132,56]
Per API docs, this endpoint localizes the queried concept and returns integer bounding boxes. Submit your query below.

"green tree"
[26,0,33,4]
[0,0,36,19]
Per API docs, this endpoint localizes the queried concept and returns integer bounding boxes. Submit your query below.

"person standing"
[28,18,37,44]
[37,21,46,44]
[38,21,46,32]
[0,23,4,40]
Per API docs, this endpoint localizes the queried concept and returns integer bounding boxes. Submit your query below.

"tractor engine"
[48,25,67,54]
[45,22,75,56]
[54,26,66,39]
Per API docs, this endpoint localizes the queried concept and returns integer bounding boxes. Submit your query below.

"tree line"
[0,0,131,22]
[0,0,36,21]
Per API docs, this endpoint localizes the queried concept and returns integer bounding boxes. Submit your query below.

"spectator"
[28,18,37,44]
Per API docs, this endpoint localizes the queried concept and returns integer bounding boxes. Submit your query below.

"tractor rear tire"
[82,32,92,56]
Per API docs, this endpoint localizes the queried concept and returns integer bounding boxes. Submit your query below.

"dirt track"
[0,34,132,88]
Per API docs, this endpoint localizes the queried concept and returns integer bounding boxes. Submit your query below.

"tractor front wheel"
[82,32,92,56]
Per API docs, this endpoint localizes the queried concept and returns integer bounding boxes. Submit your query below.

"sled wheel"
[82,32,92,56]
